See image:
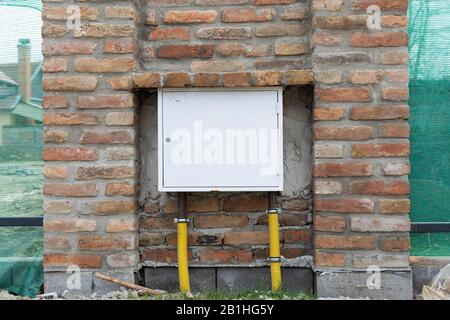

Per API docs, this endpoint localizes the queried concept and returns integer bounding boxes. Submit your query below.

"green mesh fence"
[409,0,450,256]
[0,2,43,296]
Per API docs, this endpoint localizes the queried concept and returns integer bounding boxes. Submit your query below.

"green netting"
[409,0,450,255]
[0,3,43,297]
[0,0,41,11]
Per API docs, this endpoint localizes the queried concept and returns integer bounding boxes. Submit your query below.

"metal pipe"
[268,192,282,291]
[177,192,190,294]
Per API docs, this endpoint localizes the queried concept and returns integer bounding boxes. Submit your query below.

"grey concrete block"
[315,270,413,300]
[412,265,442,297]
[92,270,136,295]
[44,271,93,295]
[216,267,313,293]
[144,267,216,292]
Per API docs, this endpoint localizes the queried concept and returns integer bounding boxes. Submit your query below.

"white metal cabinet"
[158,88,283,192]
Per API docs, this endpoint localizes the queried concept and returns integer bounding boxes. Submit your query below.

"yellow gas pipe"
[268,192,282,291]
[176,193,191,294]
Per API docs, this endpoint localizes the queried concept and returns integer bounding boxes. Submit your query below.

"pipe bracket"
[174,218,190,223]
[266,208,281,215]
[268,256,283,263]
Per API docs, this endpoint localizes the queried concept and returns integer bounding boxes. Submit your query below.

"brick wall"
[41,0,411,295]
[311,0,410,271]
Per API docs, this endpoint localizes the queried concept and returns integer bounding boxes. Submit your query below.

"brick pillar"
[311,0,412,299]
[42,1,139,294]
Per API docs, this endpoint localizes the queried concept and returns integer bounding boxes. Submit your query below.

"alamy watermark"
[168,121,279,176]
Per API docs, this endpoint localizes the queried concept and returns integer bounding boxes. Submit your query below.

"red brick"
[74,23,135,38]
[42,41,97,55]
[315,252,345,267]
[142,249,192,263]
[109,76,133,91]
[379,123,410,138]
[281,199,308,211]
[314,126,373,140]
[379,199,410,214]
[224,231,269,245]
[313,15,367,29]
[275,43,308,56]
[140,217,175,229]
[348,70,384,84]
[45,235,70,249]
[42,22,69,38]
[382,15,408,28]
[382,163,410,176]
[163,73,191,87]
[44,113,97,126]
[385,69,408,83]
[382,87,409,101]
[286,70,314,85]
[80,130,135,144]
[316,87,372,102]
[77,165,136,179]
[199,249,253,263]
[105,112,135,126]
[222,9,274,23]
[43,6,98,20]
[352,143,410,157]
[351,0,408,11]
[104,39,136,54]
[43,95,69,109]
[311,32,344,46]
[280,6,307,20]
[149,27,190,41]
[350,181,410,195]
[157,45,213,59]
[312,0,344,12]
[188,198,221,212]
[44,254,101,268]
[380,237,410,251]
[284,229,311,243]
[104,6,137,20]
[91,201,138,215]
[106,219,137,233]
[43,183,98,197]
[42,76,97,91]
[255,23,306,37]
[194,214,249,228]
[351,105,409,120]
[252,0,295,4]
[79,235,137,250]
[44,219,96,232]
[222,194,267,212]
[132,72,161,88]
[351,32,408,47]
[196,27,252,39]
[193,73,220,87]
[314,108,345,121]
[106,183,138,196]
[316,235,375,249]
[314,215,346,232]
[44,129,68,143]
[163,10,217,24]
[314,162,372,177]
[77,94,134,109]
[315,198,374,213]
[75,58,136,73]
[253,71,282,86]
[43,166,68,179]
[43,58,67,73]
[380,49,408,65]
[223,72,252,87]
[43,147,97,161]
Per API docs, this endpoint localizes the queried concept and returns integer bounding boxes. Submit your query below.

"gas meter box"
[158,88,283,192]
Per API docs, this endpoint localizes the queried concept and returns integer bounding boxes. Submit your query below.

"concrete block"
[44,271,93,295]
[144,267,216,292]
[412,265,442,298]
[315,270,413,300]
[217,267,313,293]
